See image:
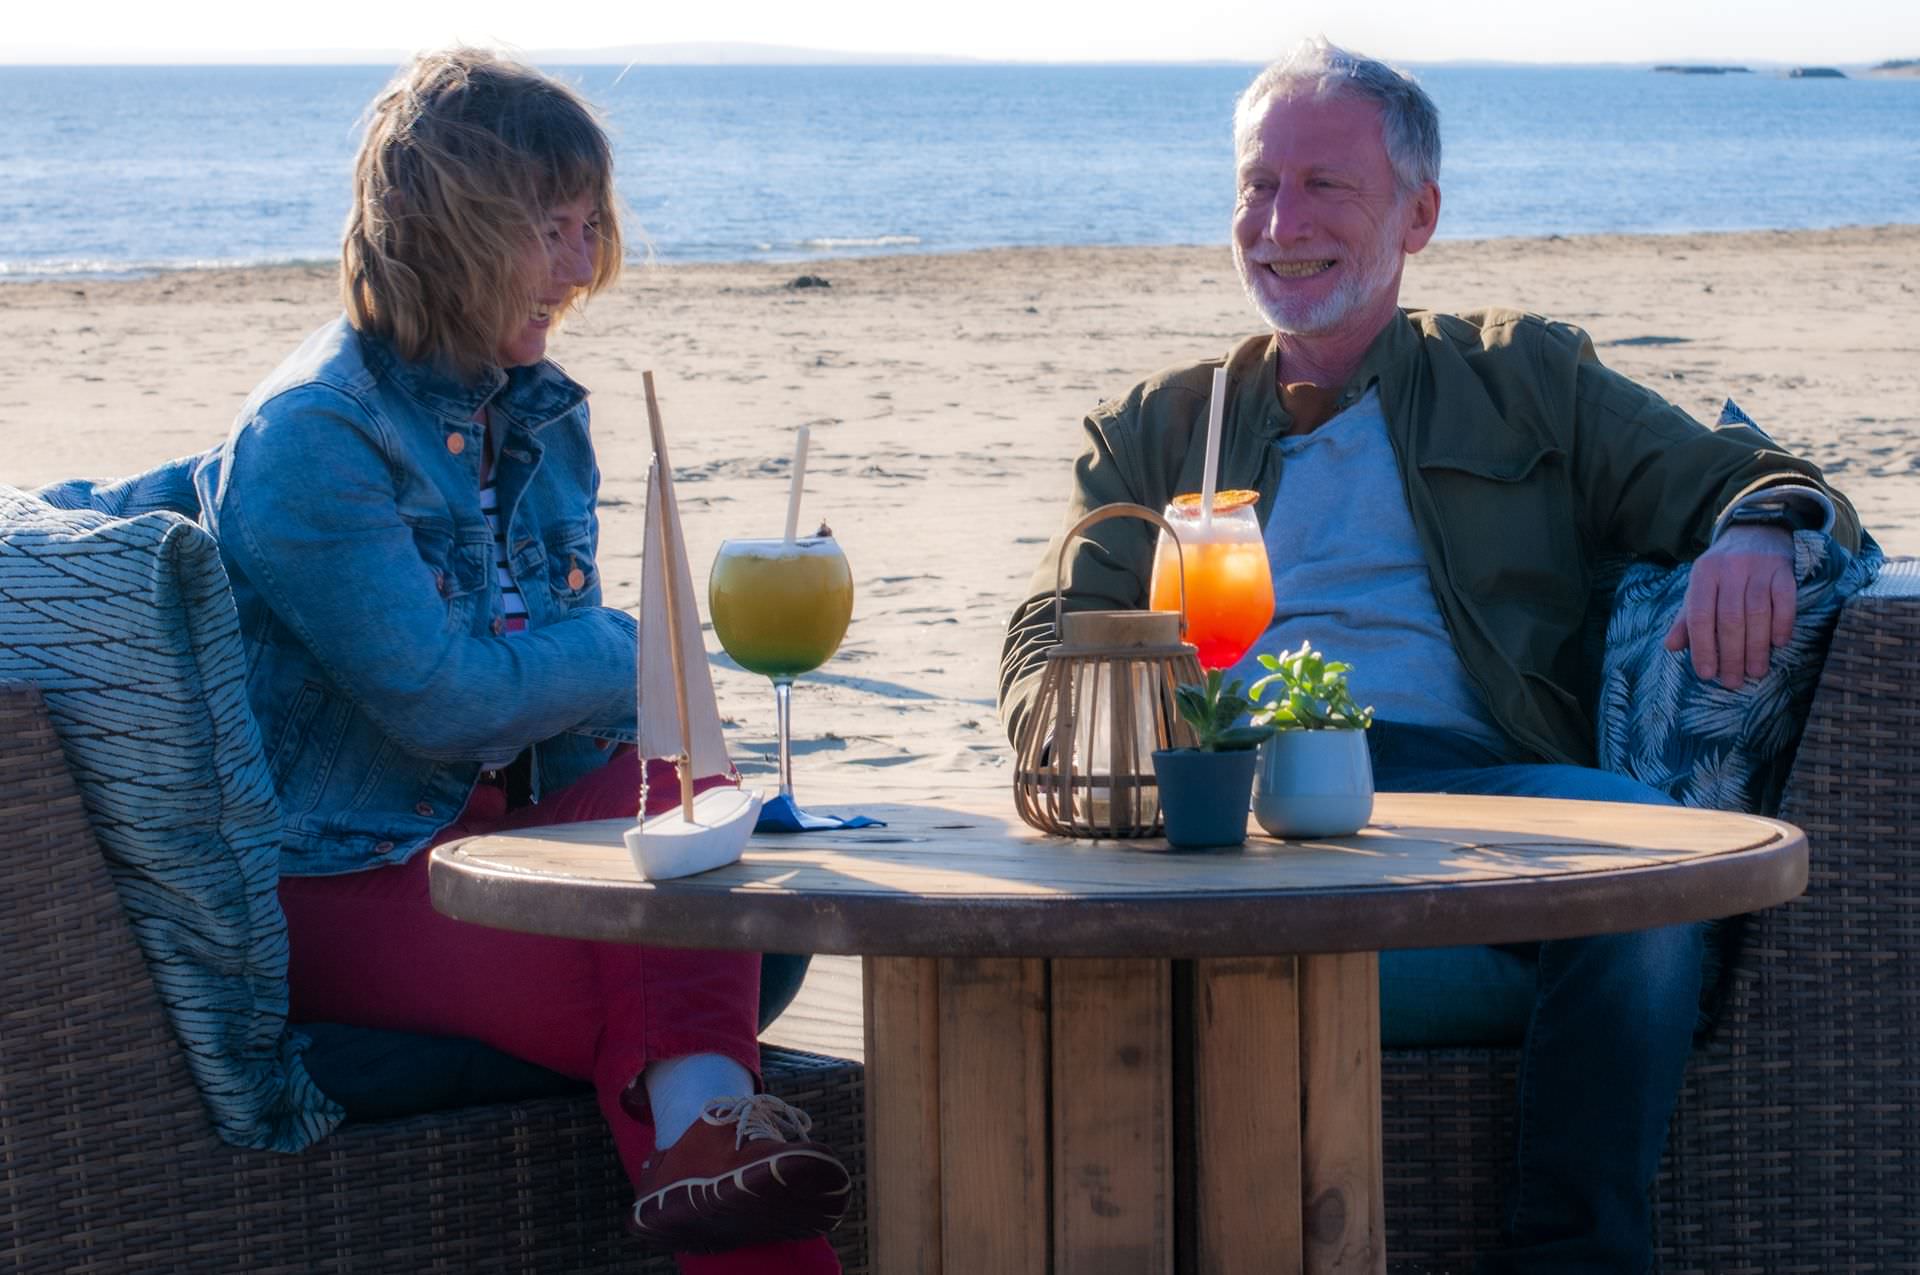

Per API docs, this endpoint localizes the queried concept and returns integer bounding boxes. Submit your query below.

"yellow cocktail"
[709,538,854,678]
[1149,491,1274,670]
[709,535,854,800]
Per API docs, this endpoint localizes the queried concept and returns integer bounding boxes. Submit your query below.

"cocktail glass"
[1148,491,1274,670]
[709,534,855,805]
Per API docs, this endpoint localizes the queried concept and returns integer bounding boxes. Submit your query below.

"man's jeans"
[1371,723,1706,1275]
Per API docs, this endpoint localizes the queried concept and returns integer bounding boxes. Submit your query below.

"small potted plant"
[1152,670,1275,849]
[1247,643,1376,838]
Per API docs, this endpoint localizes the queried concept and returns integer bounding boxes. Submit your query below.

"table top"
[429,791,1807,958]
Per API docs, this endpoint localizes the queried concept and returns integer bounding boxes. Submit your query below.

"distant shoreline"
[9,222,1920,286]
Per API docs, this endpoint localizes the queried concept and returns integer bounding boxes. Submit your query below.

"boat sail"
[624,372,764,880]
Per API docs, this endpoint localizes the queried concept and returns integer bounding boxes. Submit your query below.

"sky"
[5,0,1915,65]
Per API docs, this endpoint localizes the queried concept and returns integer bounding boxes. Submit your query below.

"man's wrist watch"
[1722,499,1798,532]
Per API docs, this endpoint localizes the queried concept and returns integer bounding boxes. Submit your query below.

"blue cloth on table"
[754,792,886,833]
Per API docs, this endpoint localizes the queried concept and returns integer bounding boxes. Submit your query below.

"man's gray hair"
[1233,38,1441,194]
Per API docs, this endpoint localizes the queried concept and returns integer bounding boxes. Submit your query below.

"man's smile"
[1263,259,1337,278]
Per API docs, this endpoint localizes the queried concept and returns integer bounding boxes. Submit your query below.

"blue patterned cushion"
[1598,528,1883,816]
[0,484,341,1152]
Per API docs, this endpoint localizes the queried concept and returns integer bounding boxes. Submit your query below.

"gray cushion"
[0,484,341,1151]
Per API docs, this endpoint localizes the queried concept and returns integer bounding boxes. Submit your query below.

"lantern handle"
[1053,502,1189,640]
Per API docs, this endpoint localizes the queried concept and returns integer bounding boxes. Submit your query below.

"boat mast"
[642,370,698,822]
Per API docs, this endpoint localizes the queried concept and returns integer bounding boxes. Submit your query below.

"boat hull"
[624,786,765,880]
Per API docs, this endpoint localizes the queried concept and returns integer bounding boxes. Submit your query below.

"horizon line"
[3,42,1914,69]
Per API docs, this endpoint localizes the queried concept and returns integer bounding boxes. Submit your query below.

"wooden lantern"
[1013,503,1204,838]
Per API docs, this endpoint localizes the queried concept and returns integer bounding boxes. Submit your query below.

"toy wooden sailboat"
[623,372,764,880]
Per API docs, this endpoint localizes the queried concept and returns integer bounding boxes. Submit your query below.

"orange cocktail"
[1149,491,1274,670]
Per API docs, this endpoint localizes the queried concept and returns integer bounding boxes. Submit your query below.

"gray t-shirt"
[1223,387,1509,751]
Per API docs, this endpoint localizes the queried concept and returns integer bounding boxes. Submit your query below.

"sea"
[2,63,1917,279]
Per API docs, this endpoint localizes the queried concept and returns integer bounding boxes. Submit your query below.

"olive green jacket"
[998,308,1860,767]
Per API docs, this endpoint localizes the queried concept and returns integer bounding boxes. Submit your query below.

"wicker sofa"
[0,680,868,1275]
[6,559,1916,1274]
[1382,559,1920,1272]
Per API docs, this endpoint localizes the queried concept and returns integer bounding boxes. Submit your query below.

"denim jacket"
[193,317,637,875]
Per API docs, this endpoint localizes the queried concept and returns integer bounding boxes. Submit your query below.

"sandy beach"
[5,225,1916,801]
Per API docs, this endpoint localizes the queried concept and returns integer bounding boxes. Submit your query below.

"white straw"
[1199,367,1227,534]
[782,424,811,544]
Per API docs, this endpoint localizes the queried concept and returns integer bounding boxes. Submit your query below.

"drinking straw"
[1199,367,1227,534]
[783,424,811,545]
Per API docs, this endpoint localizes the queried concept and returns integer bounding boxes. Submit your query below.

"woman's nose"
[555,231,596,288]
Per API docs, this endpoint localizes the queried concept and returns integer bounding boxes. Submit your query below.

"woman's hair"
[1234,38,1441,197]
[341,48,623,376]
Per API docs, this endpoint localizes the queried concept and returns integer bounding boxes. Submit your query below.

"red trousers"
[278,749,759,1187]
[281,752,843,1271]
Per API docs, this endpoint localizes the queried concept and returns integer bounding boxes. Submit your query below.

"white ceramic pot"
[1252,729,1375,838]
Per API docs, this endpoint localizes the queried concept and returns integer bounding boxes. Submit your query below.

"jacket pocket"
[404,514,491,628]
[1417,448,1584,616]
[263,679,349,827]
[265,680,325,783]
[543,519,600,609]
[344,737,401,814]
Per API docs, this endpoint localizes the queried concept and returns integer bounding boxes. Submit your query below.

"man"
[999,39,1857,1274]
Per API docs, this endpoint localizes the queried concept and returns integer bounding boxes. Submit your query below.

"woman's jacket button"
[415,802,435,817]
[446,432,465,455]
[491,616,506,636]
[435,570,450,597]
[373,841,394,854]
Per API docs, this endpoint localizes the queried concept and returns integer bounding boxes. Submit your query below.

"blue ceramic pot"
[1150,748,1258,849]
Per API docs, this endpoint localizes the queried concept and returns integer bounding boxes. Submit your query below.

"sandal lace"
[700,1093,815,1149]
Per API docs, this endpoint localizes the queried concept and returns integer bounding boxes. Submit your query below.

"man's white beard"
[1235,223,1405,337]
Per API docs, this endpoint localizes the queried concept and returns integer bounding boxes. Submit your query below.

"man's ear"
[1401,182,1441,255]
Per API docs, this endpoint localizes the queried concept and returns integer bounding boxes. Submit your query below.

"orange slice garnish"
[1170,490,1259,515]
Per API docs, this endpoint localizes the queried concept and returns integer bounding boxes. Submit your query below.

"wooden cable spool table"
[429,790,1807,1274]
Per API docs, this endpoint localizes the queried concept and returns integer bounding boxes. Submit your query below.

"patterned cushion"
[1598,528,1883,816]
[0,484,341,1151]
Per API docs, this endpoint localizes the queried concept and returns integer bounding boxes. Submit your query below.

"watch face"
[1728,506,1794,529]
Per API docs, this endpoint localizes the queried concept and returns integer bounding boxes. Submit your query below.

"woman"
[193,49,846,1274]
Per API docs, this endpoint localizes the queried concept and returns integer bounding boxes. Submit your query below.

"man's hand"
[1663,526,1796,688]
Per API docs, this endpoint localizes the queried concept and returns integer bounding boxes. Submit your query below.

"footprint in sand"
[677,456,791,482]
[1605,334,1694,348]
